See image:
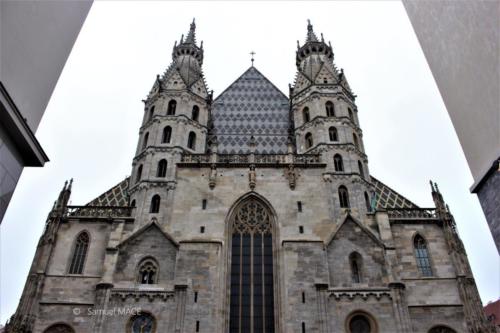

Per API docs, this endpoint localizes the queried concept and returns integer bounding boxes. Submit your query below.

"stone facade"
[5,20,495,333]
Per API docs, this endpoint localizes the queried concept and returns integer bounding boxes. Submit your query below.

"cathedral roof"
[83,175,419,210]
[212,67,290,154]
[85,177,129,206]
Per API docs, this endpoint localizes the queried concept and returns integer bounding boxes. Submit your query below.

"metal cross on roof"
[250,51,255,66]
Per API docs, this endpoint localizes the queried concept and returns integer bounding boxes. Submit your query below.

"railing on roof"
[180,153,322,166]
[65,206,133,219]
[386,208,438,220]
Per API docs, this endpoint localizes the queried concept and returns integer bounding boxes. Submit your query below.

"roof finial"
[305,19,318,42]
[250,50,255,67]
[185,18,197,44]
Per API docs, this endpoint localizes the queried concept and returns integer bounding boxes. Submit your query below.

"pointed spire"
[185,18,197,44]
[306,19,319,42]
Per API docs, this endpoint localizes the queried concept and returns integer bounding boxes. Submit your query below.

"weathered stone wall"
[408,306,466,333]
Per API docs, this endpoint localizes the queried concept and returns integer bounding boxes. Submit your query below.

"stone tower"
[5,20,495,333]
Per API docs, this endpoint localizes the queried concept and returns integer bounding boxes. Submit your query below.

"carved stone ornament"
[284,164,298,190]
[248,165,256,190]
[209,164,217,189]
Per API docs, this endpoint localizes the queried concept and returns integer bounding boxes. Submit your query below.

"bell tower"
[291,20,373,218]
[129,19,212,223]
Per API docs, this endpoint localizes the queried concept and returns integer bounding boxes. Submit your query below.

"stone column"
[315,282,330,333]
[174,283,188,333]
[388,282,412,333]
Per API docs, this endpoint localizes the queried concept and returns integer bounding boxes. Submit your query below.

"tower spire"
[306,19,319,42]
[185,18,197,44]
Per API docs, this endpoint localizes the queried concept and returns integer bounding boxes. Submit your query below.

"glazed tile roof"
[212,67,290,154]
[85,178,129,207]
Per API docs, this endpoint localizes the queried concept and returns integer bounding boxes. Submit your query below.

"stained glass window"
[229,199,275,333]
[414,235,433,277]
[68,232,89,275]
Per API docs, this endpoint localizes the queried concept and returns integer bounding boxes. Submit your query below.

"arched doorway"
[228,196,276,333]
[429,326,457,333]
[43,323,75,333]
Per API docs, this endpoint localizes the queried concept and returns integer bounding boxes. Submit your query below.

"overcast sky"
[1,1,498,323]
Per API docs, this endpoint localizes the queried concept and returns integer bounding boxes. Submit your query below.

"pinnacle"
[184,18,197,44]
[306,19,319,43]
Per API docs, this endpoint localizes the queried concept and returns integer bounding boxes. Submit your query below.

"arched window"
[305,132,313,149]
[137,258,158,284]
[349,252,363,283]
[334,154,344,172]
[150,195,160,213]
[148,106,155,122]
[192,105,199,121]
[135,165,143,184]
[68,232,89,274]
[414,235,433,276]
[338,186,350,208]
[157,159,167,178]
[303,107,310,123]
[142,132,149,150]
[348,107,355,123]
[162,126,172,143]
[325,101,335,117]
[428,326,457,333]
[358,161,365,179]
[130,199,136,207]
[187,131,196,150]
[129,312,156,333]
[353,133,359,149]
[167,99,177,115]
[329,126,338,141]
[43,323,75,333]
[364,192,371,212]
[229,198,275,332]
[348,314,372,333]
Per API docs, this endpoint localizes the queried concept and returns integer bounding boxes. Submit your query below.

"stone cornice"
[292,86,356,107]
[327,287,392,301]
[128,180,177,194]
[294,115,362,134]
[133,146,185,163]
[322,172,374,188]
[304,143,368,161]
[110,288,175,302]
[139,114,209,133]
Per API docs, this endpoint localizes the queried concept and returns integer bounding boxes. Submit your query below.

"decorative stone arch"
[224,192,280,333]
[345,310,379,333]
[43,322,75,333]
[428,325,458,333]
[126,311,157,333]
[136,256,160,284]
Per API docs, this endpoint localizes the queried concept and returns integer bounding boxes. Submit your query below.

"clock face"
[131,313,155,333]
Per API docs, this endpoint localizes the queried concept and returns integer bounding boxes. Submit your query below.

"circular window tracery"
[129,312,156,333]
[232,199,272,235]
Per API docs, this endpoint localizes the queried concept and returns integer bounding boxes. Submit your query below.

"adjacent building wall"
[402,0,500,252]
[0,0,93,222]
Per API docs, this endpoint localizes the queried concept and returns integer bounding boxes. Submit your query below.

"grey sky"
[1,1,498,323]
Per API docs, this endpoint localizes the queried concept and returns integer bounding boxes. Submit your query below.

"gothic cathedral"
[6,20,495,333]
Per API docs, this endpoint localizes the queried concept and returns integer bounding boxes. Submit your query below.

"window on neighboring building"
[305,133,313,149]
[142,132,149,150]
[188,132,196,150]
[68,232,89,275]
[358,161,364,178]
[138,258,158,284]
[325,101,335,117]
[349,252,363,283]
[329,127,338,141]
[162,126,172,143]
[150,195,161,213]
[157,159,167,177]
[167,99,177,115]
[136,165,143,184]
[334,154,344,172]
[192,105,200,121]
[229,198,275,332]
[348,314,371,333]
[338,186,350,208]
[303,107,310,123]
[414,235,433,276]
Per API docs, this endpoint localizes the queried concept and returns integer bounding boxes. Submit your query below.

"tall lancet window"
[167,99,177,115]
[229,198,275,333]
[414,235,433,276]
[325,101,335,117]
[68,232,89,274]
